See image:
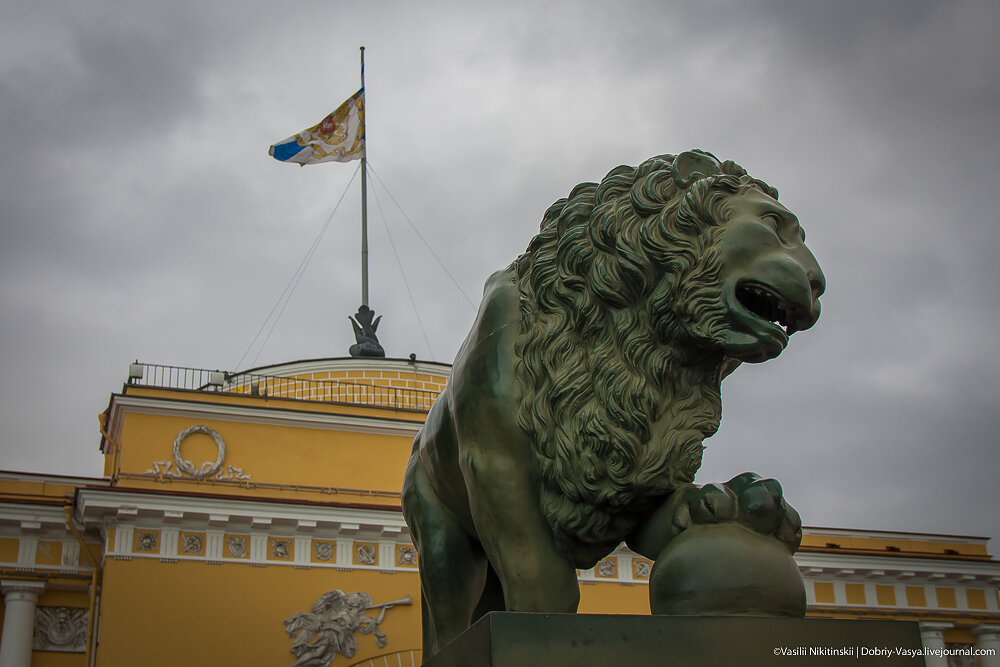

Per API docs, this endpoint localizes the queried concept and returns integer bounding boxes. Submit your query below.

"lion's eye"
[762,213,804,245]
[761,213,782,233]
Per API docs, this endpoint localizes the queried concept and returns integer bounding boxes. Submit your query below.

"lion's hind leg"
[402,452,489,659]
[472,560,506,621]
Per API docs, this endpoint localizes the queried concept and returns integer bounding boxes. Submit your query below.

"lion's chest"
[538,467,675,564]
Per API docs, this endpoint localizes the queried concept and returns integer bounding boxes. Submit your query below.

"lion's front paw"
[650,473,806,616]
[675,472,801,553]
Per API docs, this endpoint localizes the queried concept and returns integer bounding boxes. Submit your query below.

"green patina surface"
[402,151,826,660]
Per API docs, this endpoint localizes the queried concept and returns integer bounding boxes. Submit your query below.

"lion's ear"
[671,150,722,188]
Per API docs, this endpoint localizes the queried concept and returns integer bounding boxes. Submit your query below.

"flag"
[269,89,365,165]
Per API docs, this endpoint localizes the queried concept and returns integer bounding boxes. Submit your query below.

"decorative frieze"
[74,487,1000,624]
[595,557,617,579]
[180,533,204,556]
[269,537,293,561]
[225,536,249,559]
[313,540,335,562]
[101,525,427,576]
[396,545,417,568]
[632,558,652,580]
[133,530,159,553]
[354,542,378,566]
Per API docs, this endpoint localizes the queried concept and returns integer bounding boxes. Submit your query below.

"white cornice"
[0,502,72,532]
[75,488,409,540]
[108,395,424,437]
[794,550,1000,584]
[0,502,102,545]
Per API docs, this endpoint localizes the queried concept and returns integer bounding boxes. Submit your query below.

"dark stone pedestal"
[423,613,925,666]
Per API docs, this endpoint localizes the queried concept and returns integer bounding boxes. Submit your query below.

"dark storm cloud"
[696,0,1000,536]
[0,0,997,544]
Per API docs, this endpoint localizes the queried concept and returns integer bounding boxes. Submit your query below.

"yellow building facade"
[2,357,999,666]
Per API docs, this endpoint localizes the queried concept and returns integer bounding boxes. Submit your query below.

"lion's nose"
[809,270,826,300]
[802,248,825,301]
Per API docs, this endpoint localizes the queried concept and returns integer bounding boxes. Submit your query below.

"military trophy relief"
[134,530,159,553]
[313,540,335,562]
[283,590,411,666]
[33,606,88,653]
[181,533,203,554]
[226,536,249,559]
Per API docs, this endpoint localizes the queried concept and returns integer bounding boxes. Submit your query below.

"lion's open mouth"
[735,283,801,336]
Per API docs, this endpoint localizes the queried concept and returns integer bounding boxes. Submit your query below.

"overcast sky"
[2,0,998,546]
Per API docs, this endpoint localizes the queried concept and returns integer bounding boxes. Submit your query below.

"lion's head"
[512,150,825,563]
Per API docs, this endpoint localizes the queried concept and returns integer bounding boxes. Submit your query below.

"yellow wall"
[0,479,81,501]
[936,587,957,609]
[906,586,927,607]
[814,582,835,604]
[800,533,990,559]
[0,538,19,563]
[28,651,83,667]
[875,585,896,606]
[967,588,987,610]
[844,583,866,605]
[578,582,649,614]
[95,558,420,667]
[114,411,412,499]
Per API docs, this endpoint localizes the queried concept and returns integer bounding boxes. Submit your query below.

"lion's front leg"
[628,472,806,617]
[460,437,581,614]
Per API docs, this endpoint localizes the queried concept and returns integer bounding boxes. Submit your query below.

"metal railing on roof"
[126,362,439,412]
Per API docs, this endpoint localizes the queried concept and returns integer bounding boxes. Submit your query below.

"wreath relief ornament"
[146,425,251,481]
[173,425,226,478]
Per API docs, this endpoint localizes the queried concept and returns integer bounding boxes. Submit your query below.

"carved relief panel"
[34,606,88,652]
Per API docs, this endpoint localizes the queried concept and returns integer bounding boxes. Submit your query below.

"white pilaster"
[919,622,952,667]
[160,528,178,558]
[16,536,38,568]
[337,540,353,567]
[378,543,394,569]
[974,624,1000,667]
[114,524,133,555]
[620,556,635,584]
[0,579,45,667]
[294,537,311,566]
[61,540,80,567]
[205,530,224,560]
[893,583,906,609]
[803,579,816,605]
[250,534,267,564]
[831,580,846,605]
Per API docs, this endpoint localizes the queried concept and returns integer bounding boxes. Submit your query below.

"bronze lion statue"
[402,150,826,658]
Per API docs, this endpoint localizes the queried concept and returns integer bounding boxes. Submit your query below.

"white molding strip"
[77,488,409,538]
[109,395,425,437]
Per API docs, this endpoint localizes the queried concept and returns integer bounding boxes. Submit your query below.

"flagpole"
[359,46,369,307]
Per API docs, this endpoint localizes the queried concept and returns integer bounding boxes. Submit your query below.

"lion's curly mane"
[512,153,778,563]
